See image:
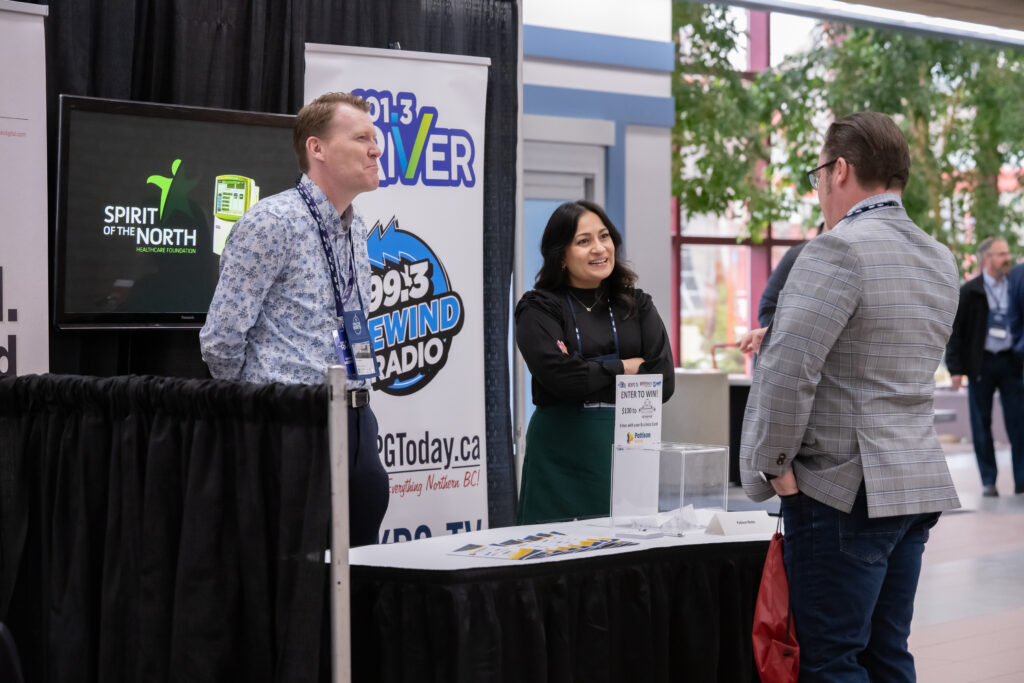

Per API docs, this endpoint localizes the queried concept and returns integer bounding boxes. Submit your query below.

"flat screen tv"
[54,95,298,329]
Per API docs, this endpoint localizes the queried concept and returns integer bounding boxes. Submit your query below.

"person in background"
[741,111,961,681]
[515,200,675,525]
[200,92,389,546]
[1007,259,1024,360]
[739,221,829,355]
[952,237,1024,496]
[757,221,827,329]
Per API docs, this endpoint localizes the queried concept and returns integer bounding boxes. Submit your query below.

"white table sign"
[705,510,777,536]
[614,374,663,445]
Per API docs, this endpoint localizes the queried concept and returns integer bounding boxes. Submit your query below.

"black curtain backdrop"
[0,374,333,683]
[28,0,517,526]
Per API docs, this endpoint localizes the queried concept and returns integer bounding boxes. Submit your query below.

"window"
[672,207,807,374]
[679,243,750,374]
[670,10,812,374]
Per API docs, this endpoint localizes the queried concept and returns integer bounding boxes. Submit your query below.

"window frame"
[670,201,805,367]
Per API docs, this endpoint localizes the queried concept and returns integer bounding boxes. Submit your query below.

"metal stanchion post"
[327,365,351,683]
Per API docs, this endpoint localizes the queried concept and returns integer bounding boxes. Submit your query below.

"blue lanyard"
[840,199,899,223]
[984,280,1007,313]
[566,294,620,358]
[295,179,363,317]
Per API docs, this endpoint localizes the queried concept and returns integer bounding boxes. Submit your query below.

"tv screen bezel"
[53,94,296,330]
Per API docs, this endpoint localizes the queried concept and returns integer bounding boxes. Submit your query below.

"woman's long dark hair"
[534,200,638,315]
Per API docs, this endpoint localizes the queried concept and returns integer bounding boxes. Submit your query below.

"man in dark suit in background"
[947,237,1024,497]
[740,221,830,355]
[756,222,827,329]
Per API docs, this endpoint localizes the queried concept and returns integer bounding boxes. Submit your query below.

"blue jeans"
[966,351,1024,487]
[779,488,940,682]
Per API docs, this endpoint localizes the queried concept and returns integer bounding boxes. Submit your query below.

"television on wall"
[53,95,298,329]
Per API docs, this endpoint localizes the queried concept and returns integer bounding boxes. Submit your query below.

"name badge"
[332,310,380,379]
[989,310,1009,339]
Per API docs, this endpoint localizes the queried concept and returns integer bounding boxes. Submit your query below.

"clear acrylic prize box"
[610,442,728,537]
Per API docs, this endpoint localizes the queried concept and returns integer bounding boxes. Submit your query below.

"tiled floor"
[910,446,1024,682]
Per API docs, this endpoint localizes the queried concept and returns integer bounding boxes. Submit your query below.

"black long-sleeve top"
[515,286,676,406]
[757,240,808,328]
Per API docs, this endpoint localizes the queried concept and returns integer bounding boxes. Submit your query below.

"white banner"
[305,44,490,543]
[0,1,49,377]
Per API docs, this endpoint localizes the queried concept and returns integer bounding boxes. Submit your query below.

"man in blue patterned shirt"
[200,92,389,546]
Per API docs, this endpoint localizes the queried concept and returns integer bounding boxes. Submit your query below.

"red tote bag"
[752,521,799,683]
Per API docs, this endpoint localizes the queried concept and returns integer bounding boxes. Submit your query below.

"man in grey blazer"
[740,111,961,681]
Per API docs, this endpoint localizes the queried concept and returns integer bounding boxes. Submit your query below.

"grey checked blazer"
[740,197,962,517]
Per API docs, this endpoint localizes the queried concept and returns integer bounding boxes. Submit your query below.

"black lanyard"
[295,179,364,317]
[566,294,620,358]
[840,199,899,223]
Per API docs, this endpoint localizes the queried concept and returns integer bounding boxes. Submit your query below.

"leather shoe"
[1015,484,1024,495]
[982,485,999,497]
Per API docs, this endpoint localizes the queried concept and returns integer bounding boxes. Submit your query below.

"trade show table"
[348,520,771,683]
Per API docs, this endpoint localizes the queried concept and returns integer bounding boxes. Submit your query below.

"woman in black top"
[515,200,675,524]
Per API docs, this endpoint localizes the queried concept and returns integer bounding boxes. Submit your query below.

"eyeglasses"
[807,158,838,190]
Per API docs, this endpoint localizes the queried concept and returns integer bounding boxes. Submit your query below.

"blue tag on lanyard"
[332,311,379,378]
[296,179,379,379]
[989,310,1009,339]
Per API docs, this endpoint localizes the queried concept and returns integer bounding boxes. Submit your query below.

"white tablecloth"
[349,517,773,570]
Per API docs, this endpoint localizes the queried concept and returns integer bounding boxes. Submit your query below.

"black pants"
[348,405,389,546]
[966,351,1024,487]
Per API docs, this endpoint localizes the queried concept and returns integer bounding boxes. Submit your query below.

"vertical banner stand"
[305,45,491,540]
[327,365,351,683]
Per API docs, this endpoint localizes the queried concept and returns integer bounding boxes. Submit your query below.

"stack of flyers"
[450,531,638,561]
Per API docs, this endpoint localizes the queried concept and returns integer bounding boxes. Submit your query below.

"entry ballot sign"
[614,374,663,445]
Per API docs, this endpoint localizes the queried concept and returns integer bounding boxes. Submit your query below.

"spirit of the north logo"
[147,159,180,220]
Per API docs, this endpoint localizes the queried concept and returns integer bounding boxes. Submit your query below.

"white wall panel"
[524,0,671,42]
[624,124,672,331]
[523,58,671,98]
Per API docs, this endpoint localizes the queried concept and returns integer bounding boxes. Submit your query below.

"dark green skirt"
[517,404,615,525]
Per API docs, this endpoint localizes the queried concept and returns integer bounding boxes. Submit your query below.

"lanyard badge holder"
[332,312,378,378]
[839,199,899,225]
[567,294,621,409]
[985,283,1009,340]
[296,180,380,380]
[566,293,621,363]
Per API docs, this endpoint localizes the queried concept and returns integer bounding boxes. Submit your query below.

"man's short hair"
[977,236,1005,259]
[293,92,372,173]
[822,111,911,192]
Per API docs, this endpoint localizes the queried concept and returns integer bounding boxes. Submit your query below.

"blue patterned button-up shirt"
[200,174,374,389]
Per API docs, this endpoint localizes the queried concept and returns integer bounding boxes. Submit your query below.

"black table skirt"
[729,383,753,484]
[350,540,769,683]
